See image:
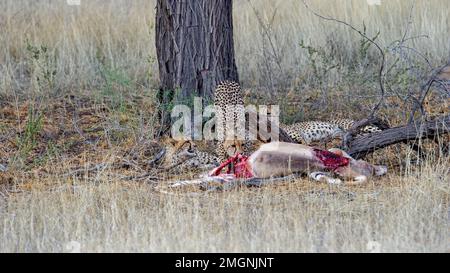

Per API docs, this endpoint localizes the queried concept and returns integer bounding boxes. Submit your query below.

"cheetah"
[212,81,383,160]
[214,81,304,160]
[214,81,254,160]
[280,119,383,145]
[162,138,220,173]
[327,118,383,134]
[160,80,268,169]
[280,121,344,145]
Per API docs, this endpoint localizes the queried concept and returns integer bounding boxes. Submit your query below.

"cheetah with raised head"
[214,81,255,161]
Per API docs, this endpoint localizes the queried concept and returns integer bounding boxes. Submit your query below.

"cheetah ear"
[174,140,190,151]
[180,140,193,150]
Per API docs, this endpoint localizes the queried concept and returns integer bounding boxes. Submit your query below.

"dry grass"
[0,158,448,252]
[1,0,449,95]
[0,95,448,252]
[0,97,448,252]
[0,1,449,253]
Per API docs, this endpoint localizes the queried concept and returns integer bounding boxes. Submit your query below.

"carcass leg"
[309,172,342,184]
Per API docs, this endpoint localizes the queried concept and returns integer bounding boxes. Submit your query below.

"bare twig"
[64,163,109,177]
[118,173,159,182]
[247,0,284,73]
[400,0,416,44]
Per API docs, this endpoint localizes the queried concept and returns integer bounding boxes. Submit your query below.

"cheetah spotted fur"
[162,138,220,173]
[281,119,382,145]
[214,81,254,161]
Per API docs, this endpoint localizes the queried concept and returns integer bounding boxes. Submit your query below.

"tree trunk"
[155,0,239,101]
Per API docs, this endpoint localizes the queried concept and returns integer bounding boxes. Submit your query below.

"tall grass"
[1,0,449,96]
[0,0,448,253]
[0,159,448,252]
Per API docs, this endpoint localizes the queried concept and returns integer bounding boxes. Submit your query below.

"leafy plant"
[357,22,381,64]
[26,40,57,93]
[16,107,43,159]
[299,39,340,86]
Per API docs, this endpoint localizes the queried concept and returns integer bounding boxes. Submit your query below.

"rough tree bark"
[155,0,239,101]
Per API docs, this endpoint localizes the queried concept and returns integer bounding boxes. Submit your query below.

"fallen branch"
[118,173,160,181]
[347,114,450,159]
[64,163,109,177]
[342,116,390,149]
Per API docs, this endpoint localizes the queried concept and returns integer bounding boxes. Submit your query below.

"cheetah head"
[162,137,197,163]
[223,139,244,157]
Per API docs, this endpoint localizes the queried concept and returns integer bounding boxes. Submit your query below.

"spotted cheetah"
[162,138,220,172]
[160,80,251,169]
[327,118,383,134]
[213,81,383,160]
[280,119,382,145]
[280,121,344,144]
[214,81,253,160]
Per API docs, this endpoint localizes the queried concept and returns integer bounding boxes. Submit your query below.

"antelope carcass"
[210,142,387,185]
[161,142,388,193]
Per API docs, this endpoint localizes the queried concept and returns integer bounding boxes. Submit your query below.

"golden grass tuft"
[0,158,448,252]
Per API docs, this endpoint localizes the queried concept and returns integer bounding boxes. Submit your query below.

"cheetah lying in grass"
[213,80,383,153]
[281,119,382,145]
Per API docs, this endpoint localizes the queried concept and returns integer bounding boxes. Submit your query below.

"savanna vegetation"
[0,0,448,252]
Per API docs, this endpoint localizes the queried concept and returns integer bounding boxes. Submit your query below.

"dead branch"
[118,173,159,181]
[64,163,109,177]
[342,116,390,149]
[347,114,450,159]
